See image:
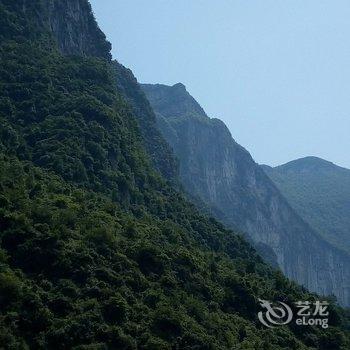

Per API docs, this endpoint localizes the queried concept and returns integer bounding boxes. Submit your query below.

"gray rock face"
[46,0,111,59]
[37,0,177,180]
[38,0,177,179]
[142,83,350,306]
[19,0,111,59]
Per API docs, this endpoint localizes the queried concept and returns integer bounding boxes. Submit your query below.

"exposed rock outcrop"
[142,83,350,306]
[45,0,111,59]
[14,0,112,59]
[33,0,178,179]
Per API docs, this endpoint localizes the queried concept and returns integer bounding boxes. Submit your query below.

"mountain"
[262,157,350,255]
[142,83,350,307]
[112,62,179,182]
[2,0,349,348]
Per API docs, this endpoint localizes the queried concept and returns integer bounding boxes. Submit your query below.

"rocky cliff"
[7,0,111,59]
[142,83,350,306]
[44,0,112,59]
[25,0,179,179]
[51,0,111,58]
[1,1,349,347]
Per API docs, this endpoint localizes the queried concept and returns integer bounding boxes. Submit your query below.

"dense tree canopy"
[0,1,349,349]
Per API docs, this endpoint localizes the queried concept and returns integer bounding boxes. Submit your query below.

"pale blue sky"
[90,0,350,168]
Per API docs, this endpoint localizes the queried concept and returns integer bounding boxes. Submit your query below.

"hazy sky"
[90,0,350,168]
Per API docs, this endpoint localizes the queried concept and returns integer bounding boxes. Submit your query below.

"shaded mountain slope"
[142,83,350,307]
[263,157,350,254]
[112,62,178,181]
[1,0,349,348]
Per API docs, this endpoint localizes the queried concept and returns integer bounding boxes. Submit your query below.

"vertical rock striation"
[142,83,350,306]
[29,0,179,180]
[45,0,112,59]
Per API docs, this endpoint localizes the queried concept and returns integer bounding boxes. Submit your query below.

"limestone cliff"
[31,0,178,179]
[142,83,350,306]
[44,0,112,59]
[9,0,111,59]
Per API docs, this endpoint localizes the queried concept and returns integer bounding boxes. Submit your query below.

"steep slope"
[263,157,350,254]
[1,0,111,59]
[142,83,350,307]
[112,62,178,181]
[1,0,349,348]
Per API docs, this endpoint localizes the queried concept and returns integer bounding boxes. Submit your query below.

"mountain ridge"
[0,1,349,348]
[142,82,350,307]
[272,156,349,172]
[264,156,350,255]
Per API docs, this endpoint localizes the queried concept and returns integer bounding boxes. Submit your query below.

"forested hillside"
[112,62,178,182]
[263,157,350,255]
[0,1,349,349]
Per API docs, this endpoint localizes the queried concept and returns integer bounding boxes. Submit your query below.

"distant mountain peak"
[265,155,350,256]
[141,82,208,120]
[276,156,346,172]
[172,82,187,90]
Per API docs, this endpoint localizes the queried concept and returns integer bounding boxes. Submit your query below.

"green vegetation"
[3,156,348,349]
[113,63,179,182]
[0,1,349,349]
[263,157,350,254]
